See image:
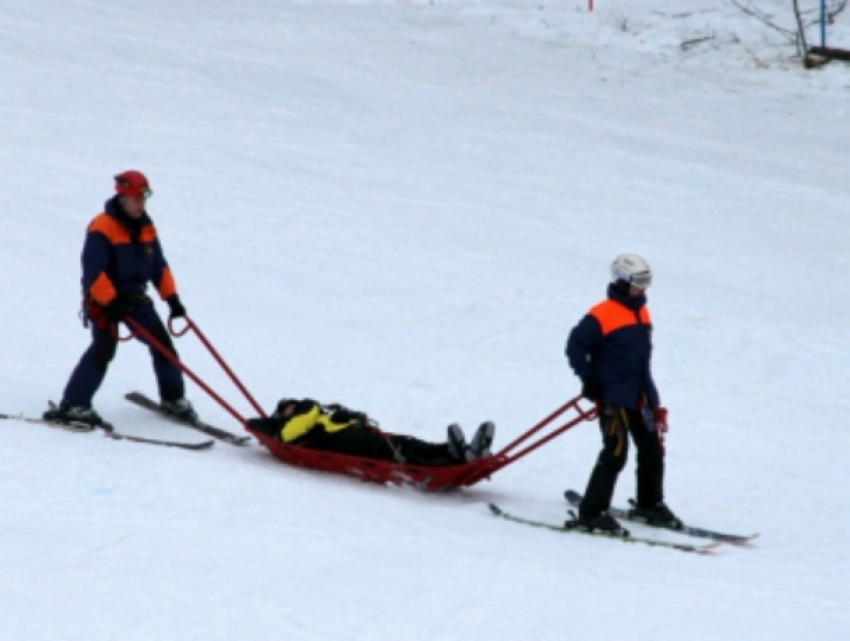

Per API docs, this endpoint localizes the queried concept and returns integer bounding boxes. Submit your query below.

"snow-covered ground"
[1,1,849,639]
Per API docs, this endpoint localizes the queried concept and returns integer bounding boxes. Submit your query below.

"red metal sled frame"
[246,397,597,491]
[125,316,597,491]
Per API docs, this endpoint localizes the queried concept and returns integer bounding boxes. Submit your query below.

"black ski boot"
[43,401,106,428]
[628,501,684,530]
[160,398,199,424]
[468,421,495,459]
[446,423,469,462]
[567,510,630,537]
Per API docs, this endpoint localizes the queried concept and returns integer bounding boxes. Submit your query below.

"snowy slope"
[1,1,849,640]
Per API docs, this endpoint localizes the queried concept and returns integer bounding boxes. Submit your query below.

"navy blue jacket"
[566,284,660,410]
[82,196,177,305]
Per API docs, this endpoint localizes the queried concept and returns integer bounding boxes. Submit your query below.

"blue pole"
[821,0,827,47]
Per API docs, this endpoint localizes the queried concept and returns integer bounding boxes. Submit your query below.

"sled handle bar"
[112,316,190,342]
[112,320,137,343]
[496,396,597,461]
[124,316,260,427]
[168,316,191,338]
[175,316,266,418]
[452,396,598,487]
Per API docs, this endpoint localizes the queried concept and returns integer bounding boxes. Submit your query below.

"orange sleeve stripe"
[89,272,117,305]
[88,214,157,244]
[157,267,177,300]
[589,301,651,335]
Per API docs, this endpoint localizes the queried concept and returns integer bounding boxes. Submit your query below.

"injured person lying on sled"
[247,398,495,467]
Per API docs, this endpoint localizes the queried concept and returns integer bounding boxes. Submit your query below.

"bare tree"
[727,0,849,66]
[792,0,810,56]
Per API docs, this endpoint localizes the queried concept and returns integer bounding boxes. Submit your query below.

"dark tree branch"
[727,0,849,67]
[793,0,808,56]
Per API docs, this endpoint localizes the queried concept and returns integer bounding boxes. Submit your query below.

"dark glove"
[105,296,135,322]
[167,295,186,319]
[654,407,669,433]
[654,407,669,456]
[580,377,601,402]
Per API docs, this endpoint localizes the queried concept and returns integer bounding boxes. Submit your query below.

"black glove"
[580,377,601,402]
[167,295,186,319]
[105,296,135,322]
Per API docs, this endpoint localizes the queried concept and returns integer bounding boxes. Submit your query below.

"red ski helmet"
[114,170,152,199]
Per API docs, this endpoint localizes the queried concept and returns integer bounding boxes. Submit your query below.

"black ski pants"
[245,419,458,467]
[299,426,457,467]
[63,300,184,406]
[579,404,665,518]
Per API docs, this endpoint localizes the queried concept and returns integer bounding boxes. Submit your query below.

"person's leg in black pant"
[628,412,665,508]
[579,404,630,517]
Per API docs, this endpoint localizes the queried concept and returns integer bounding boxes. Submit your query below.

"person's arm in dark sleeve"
[566,314,602,380]
[150,235,178,300]
[82,228,117,305]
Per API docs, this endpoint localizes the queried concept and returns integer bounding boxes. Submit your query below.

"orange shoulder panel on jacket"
[157,267,177,300]
[87,215,158,244]
[139,225,157,243]
[589,300,651,335]
[87,214,131,245]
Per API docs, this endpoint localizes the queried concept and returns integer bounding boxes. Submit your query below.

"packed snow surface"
[1,1,848,639]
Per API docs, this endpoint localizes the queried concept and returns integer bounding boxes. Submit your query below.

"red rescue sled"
[247,398,597,491]
[127,316,597,491]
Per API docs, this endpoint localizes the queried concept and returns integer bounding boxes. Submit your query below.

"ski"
[125,391,252,446]
[101,424,214,450]
[1,412,214,451]
[489,503,720,555]
[0,413,97,433]
[564,489,758,545]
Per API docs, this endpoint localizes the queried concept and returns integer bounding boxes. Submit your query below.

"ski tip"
[726,533,760,546]
[488,503,503,516]
[214,435,252,446]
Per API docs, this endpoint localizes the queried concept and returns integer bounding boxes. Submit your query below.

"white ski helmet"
[610,254,652,289]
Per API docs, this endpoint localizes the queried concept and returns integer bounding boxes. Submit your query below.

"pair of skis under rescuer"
[46,170,679,534]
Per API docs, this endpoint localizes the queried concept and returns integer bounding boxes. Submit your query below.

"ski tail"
[125,391,251,446]
[1,410,214,451]
[489,503,720,555]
